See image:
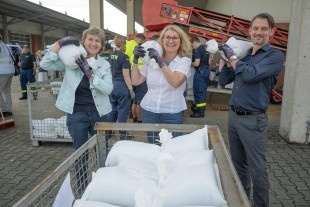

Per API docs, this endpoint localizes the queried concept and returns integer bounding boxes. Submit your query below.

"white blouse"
[139,55,191,113]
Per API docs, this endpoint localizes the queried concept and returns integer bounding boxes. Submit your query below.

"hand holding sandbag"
[75,55,93,79]
[219,44,235,61]
[147,48,164,68]
[133,46,146,64]
[58,36,80,47]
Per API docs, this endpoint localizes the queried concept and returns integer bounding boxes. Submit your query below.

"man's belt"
[231,106,265,116]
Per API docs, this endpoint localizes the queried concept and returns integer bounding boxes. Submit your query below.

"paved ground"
[0,76,309,207]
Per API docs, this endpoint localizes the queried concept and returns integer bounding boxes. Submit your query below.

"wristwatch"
[229,55,238,62]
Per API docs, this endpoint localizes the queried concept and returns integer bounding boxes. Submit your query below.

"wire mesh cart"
[26,79,72,146]
[13,123,250,207]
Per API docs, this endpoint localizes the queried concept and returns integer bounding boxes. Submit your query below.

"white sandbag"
[205,39,219,53]
[135,187,164,207]
[56,126,72,139]
[141,40,163,64]
[33,129,57,139]
[81,167,158,207]
[73,200,120,207]
[105,141,160,167]
[58,44,87,69]
[162,126,209,156]
[225,37,253,59]
[56,116,67,127]
[53,173,74,207]
[160,164,228,207]
[173,149,215,170]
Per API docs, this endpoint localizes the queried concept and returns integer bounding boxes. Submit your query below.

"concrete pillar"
[40,24,45,48]
[127,0,135,36]
[89,0,104,29]
[279,0,310,144]
[1,14,9,43]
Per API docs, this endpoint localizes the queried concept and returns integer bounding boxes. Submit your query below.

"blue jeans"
[66,111,107,196]
[228,110,269,207]
[142,108,183,143]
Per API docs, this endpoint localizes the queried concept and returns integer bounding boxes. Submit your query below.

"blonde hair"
[158,24,192,57]
[114,35,127,53]
[81,26,105,53]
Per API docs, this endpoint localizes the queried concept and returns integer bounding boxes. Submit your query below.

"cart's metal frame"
[13,123,250,207]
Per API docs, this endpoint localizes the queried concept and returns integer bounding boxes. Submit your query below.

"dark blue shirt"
[194,45,209,69]
[110,50,130,81]
[219,44,284,111]
[99,52,111,62]
[20,52,36,70]
[73,75,97,112]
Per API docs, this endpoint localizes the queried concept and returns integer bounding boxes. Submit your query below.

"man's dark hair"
[190,36,200,43]
[250,13,275,29]
[0,34,2,41]
[151,35,160,41]
[136,34,145,41]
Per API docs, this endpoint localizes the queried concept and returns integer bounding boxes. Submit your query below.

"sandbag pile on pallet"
[32,116,71,139]
[73,126,228,207]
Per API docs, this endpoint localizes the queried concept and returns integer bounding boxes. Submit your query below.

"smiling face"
[83,34,102,58]
[249,18,275,48]
[162,29,181,55]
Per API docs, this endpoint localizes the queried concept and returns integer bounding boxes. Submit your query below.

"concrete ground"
[0,76,309,207]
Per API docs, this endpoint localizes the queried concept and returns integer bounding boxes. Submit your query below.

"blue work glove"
[218,44,234,61]
[58,36,80,47]
[129,89,135,99]
[147,48,164,68]
[133,46,146,64]
[75,55,93,79]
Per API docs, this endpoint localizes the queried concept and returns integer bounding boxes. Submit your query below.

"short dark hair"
[250,13,275,29]
[135,34,145,40]
[190,36,200,43]
[151,35,160,41]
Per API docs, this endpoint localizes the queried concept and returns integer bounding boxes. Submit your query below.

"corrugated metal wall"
[206,0,291,23]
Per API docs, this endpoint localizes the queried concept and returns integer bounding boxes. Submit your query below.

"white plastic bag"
[58,44,87,69]
[140,40,163,64]
[225,37,253,59]
[205,39,219,53]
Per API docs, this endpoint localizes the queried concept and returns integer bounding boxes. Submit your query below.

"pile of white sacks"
[32,116,71,139]
[73,126,228,207]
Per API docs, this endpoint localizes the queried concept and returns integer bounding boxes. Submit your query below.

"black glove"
[75,55,93,79]
[133,46,146,64]
[58,36,80,47]
[218,44,234,61]
[147,48,164,68]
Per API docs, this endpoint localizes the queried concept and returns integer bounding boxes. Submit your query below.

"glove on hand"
[129,89,135,99]
[75,55,93,79]
[218,44,234,61]
[58,36,80,47]
[147,48,164,68]
[133,46,146,64]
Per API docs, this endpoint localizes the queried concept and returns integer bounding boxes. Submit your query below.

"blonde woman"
[107,35,134,140]
[131,24,192,143]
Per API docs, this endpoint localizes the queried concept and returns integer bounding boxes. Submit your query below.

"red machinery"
[131,0,287,101]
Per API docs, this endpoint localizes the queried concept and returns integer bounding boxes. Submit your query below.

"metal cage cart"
[26,79,72,146]
[13,123,250,207]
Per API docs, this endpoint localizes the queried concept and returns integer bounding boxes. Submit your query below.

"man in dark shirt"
[18,45,36,100]
[190,36,210,118]
[219,13,284,207]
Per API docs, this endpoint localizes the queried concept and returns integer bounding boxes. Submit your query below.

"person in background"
[35,50,48,82]
[0,34,14,117]
[107,35,134,139]
[99,43,113,61]
[40,27,113,151]
[125,34,145,120]
[218,13,284,207]
[18,45,36,100]
[131,24,192,143]
[190,36,210,118]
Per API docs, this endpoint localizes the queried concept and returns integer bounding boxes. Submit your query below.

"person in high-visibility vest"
[125,34,145,123]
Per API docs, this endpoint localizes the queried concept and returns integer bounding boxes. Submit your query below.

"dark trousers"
[193,67,210,113]
[20,69,35,98]
[228,110,269,207]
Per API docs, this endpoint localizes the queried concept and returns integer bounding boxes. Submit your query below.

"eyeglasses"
[164,36,180,42]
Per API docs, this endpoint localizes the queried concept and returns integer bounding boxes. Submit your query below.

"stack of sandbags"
[78,126,228,207]
[32,118,57,138]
